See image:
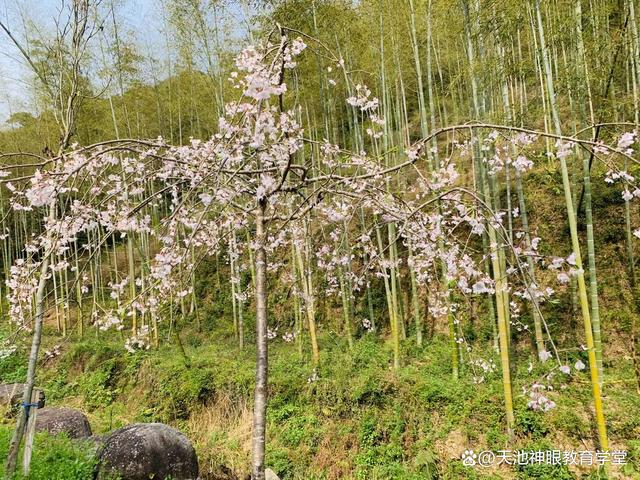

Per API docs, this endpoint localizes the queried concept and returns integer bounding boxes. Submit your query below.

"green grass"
[0,426,97,480]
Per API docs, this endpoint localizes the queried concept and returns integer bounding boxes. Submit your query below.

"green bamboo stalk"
[574,0,603,386]
[499,44,545,356]
[229,228,239,346]
[626,0,640,391]
[409,246,423,346]
[485,179,516,437]
[294,231,320,366]
[376,220,400,370]
[535,0,608,450]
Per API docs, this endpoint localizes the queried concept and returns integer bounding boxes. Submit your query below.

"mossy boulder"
[94,423,198,480]
[35,407,92,439]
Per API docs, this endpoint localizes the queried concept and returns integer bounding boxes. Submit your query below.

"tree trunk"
[5,243,51,477]
[252,200,268,480]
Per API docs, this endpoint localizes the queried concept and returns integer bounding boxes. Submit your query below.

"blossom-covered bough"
[2,26,639,478]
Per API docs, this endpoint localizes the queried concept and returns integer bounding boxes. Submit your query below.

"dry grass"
[310,419,357,479]
[185,393,252,479]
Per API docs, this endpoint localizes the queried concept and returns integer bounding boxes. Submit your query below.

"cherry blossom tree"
[3,23,640,478]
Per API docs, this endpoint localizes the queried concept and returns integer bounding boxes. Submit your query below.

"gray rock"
[35,407,92,438]
[0,383,23,406]
[0,383,45,409]
[265,468,280,480]
[95,423,199,480]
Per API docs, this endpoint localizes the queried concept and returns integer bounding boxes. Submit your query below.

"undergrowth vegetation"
[1,327,638,479]
[0,427,97,480]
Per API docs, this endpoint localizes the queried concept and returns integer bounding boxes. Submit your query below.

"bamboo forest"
[0,0,640,479]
